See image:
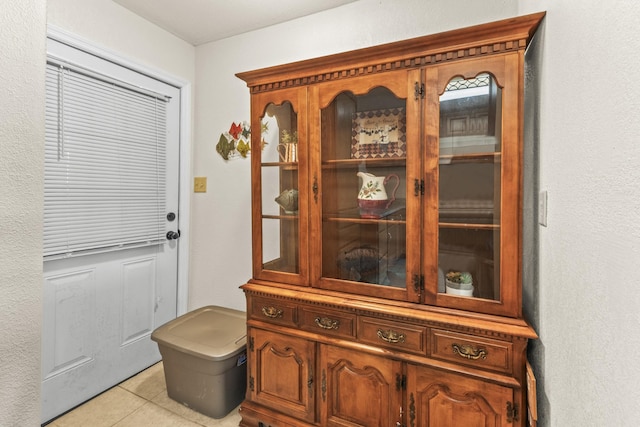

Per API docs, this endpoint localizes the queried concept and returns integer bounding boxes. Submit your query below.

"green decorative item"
[216,121,270,160]
[236,139,250,158]
[216,133,235,160]
[281,129,298,144]
[445,271,472,284]
[216,121,257,160]
[445,271,474,297]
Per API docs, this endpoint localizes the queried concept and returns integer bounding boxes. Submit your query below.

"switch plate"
[538,190,547,226]
[194,177,207,193]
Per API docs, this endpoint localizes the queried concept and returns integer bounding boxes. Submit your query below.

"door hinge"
[412,274,424,295]
[414,178,424,196]
[321,369,327,402]
[396,373,407,391]
[414,82,425,100]
[506,401,519,423]
[409,393,416,427]
[249,336,254,352]
[249,376,254,391]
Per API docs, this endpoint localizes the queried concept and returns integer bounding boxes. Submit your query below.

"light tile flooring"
[45,362,241,427]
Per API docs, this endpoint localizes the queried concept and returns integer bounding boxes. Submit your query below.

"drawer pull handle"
[377,328,406,344]
[261,306,284,319]
[452,343,487,360]
[315,316,340,330]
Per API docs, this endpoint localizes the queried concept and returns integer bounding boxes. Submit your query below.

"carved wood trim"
[236,12,545,94]
[245,41,524,94]
[244,286,528,341]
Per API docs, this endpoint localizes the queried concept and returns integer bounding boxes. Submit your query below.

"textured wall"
[47,0,195,82]
[517,1,640,425]
[0,0,194,423]
[0,1,46,425]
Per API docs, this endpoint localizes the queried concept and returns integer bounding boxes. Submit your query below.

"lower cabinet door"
[249,328,316,423]
[320,344,403,427]
[406,364,515,427]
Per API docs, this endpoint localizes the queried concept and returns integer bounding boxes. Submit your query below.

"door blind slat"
[44,62,169,258]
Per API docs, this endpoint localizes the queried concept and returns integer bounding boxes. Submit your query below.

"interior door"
[41,38,181,423]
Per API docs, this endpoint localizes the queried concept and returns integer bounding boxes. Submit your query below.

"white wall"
[190,0,518,311]
[0,1,46,425]
[47,0,195,81]
[0,1,194,424]
[517,1,640,425]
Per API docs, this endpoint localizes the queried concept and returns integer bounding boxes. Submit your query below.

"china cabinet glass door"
[438,71,502,302]
[312,72,419,301]
[426,55,521,317]
[252,88,308,285]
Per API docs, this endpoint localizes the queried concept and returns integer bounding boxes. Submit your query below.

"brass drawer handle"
[452,343,488,360]
[377,328,406,344]
[261,306,284,319]
[315,316,340,330]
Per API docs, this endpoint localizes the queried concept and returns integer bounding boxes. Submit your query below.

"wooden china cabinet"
[237,12,544,427]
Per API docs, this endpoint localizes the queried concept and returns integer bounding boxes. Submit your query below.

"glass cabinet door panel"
[260,101,299,274]
[438,73,502,301]
[320,86,408,291]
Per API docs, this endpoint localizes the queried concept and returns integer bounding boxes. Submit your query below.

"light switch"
[194,177,207,193]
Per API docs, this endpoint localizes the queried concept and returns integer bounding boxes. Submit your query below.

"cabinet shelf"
[261,161,298,169]
[322,157,406,169]
[324,201,406,224]
[439,222,499,230]
[439,152,501,164]
[263,214,299,220]
[325,216,407,225]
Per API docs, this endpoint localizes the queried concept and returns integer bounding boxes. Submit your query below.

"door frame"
[46,24,191,316]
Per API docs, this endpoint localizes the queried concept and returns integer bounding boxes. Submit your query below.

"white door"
[41,38,181,423]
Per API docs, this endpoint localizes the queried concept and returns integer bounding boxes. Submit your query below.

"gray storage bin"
[151,305,247,418]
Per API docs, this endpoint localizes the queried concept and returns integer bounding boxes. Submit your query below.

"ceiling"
[113,0,360,46]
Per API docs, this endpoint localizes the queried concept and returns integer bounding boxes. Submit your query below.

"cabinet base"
[240,400,313,427]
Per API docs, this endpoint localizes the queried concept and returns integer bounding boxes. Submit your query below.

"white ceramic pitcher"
[356,172,399,209]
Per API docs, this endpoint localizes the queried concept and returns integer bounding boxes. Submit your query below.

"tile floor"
[45,362,241,427]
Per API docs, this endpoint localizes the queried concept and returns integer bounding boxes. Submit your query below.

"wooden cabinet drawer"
[429,329,513,374]
[358,316,426,355]
[299,307,355,339]
[250,297,297,327]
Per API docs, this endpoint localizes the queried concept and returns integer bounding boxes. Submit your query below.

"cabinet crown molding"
[236,12,545,94]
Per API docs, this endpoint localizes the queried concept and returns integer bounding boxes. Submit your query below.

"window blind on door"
[44,61,169,259]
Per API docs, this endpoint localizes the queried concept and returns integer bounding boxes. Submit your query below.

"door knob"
[166,230,181,240]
